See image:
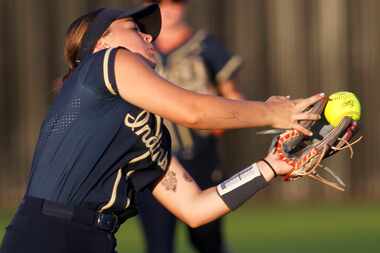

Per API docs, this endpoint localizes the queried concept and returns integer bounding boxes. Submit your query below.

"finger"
[295,93,325,110]
[293,123,313,136]
[293,112,321,121]
[274,95,289,99]
[266,96,286,102]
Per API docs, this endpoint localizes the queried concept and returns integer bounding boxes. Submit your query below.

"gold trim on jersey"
[125,170,136,208]
[129,151,150,164]
[125,197,131,209]
[216,55,243,83]
[103,48,118,95]
[99,168,123,212]
[155,115,162,135]
[126,170,136,177]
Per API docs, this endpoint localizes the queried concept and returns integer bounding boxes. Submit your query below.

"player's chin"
[144,55,157,68]
[144,52,158,66]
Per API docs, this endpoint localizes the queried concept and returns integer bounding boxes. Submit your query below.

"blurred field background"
[1,202,380,252]
[0,0,380,252]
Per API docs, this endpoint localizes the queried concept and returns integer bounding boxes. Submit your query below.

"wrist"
[247,101,273,127]
[263,153,293,176]
[262,101,275,127]
[216,162,268,210]
[257,160,276,182]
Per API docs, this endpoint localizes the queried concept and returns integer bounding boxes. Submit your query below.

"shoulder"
[74,47,131,97]
[200,31,226,51]
[77,47,153,97]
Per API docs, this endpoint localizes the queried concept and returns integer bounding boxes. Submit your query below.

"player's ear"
[93,39,109,52]
[93,34,111,53]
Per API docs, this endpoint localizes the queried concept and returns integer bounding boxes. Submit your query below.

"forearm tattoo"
[161,171,177,192]
[219,111,251,124]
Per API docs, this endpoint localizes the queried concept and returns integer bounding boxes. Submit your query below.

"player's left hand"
[265,93,326,136]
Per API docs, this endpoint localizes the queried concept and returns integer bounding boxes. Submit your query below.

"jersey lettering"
[125,110,169,170]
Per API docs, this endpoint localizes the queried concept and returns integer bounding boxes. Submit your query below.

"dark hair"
[53,10,101,92]
[63,10,102,80]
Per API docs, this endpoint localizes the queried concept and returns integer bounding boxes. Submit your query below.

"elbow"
[175,93,209,128]
[184,216,203,228]
[183,210,208,228]
[178,105,202,128]
[183,111,201,128]
[188,221,202,229]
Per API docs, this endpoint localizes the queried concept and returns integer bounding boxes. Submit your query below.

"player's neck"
[156,23,193,54]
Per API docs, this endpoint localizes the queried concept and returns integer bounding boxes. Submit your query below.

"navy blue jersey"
[26,47,171,216]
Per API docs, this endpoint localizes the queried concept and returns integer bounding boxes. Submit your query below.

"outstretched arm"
[114,49,324,135]
[152,154,288,228]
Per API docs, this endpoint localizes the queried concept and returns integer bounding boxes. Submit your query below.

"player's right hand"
[265,93,325,136]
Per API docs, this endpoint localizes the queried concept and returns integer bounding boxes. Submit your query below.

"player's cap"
[78,3,161,61]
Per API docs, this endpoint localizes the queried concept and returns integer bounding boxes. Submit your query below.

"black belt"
[20,197,120,233]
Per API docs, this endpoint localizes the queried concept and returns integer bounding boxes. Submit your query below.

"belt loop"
[42,201,74,220]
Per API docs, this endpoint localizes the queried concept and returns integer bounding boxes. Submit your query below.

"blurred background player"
[137,1,243,253]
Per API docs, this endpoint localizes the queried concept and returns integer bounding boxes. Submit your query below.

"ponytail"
[54,10,100,93]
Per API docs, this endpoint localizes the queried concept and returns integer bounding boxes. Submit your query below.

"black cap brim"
[78,3,161,61]
[117,3,161,42]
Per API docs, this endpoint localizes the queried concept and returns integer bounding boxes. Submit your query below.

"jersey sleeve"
[128,156,170,192]
[202,34,243,83]
[129,166,164,192]
[82,47,126,97]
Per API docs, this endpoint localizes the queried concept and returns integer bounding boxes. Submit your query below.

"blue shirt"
[26,47,171,216]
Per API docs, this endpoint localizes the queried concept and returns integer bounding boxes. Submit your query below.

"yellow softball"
[324,91,361,127]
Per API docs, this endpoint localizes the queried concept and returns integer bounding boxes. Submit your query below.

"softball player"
[138,1,243,252]
[0,3,324,253]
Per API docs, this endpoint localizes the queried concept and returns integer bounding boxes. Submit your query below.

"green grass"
[1,203,379,253]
